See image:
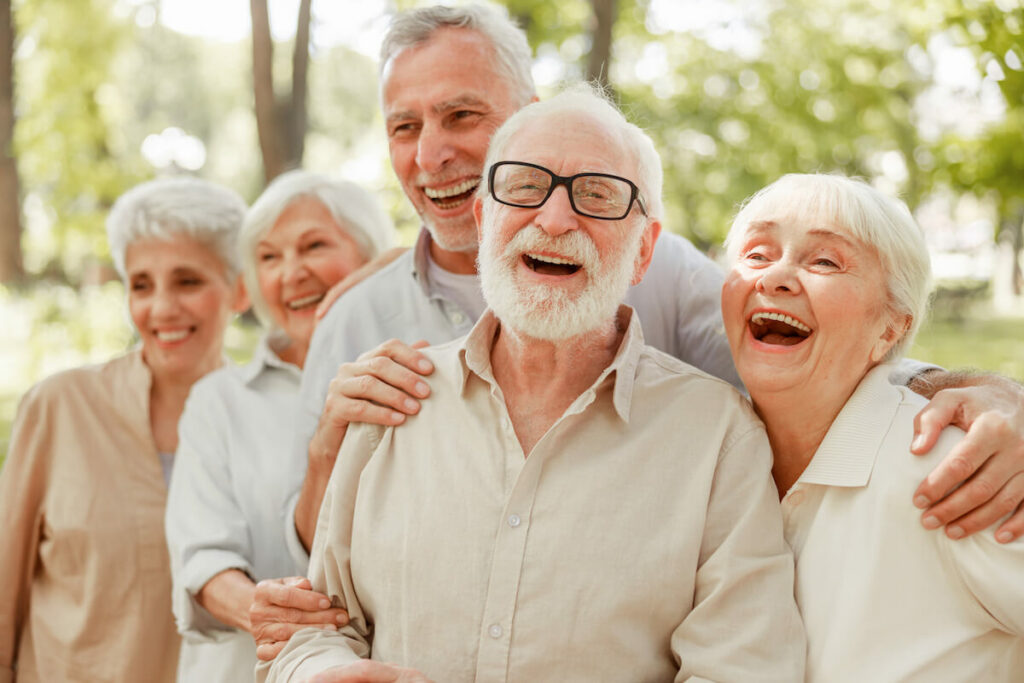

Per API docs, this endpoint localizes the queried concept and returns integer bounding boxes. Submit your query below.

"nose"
[534,185,579,237]
[282,251,309,286]
[755,260,802,295]
[151,284,182,319]
[415,122,456,174]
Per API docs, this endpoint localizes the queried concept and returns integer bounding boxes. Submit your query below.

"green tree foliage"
[14,0,145,281]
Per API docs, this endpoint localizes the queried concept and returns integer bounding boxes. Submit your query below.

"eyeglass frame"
[487,160,649,221]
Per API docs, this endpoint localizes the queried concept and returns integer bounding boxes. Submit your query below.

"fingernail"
[913,495,930,509]
[922,515,941,529]
[324,623,337,631]
[417,359,433,372]
[336,613,348,624]
[415,381,429,397]
[947,525,965,539]
[996,530,1014,543]
[390,412,406,423]
[403,398,419,412]
[911,435,924,450]
[319,598,330,609]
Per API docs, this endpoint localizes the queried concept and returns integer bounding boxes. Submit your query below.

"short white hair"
[238,170,395,329]
[381,3,536,107]
[724,173,932,359]
[483,82,665,219]
[106,176,247,281]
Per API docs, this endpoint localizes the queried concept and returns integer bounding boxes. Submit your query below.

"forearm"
[908,368,1024,400]
[295,453,335,552]
[196,569,257,633]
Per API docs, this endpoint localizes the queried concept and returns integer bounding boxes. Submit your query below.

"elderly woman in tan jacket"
[0,177,248,683]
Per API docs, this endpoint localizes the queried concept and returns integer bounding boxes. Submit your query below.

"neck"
[750,385,849,498]
[147,354,223,453]
[491,310,626,456]
[429,240,479,275]
[277,338,308,369]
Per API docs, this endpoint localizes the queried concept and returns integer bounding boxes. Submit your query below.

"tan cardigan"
[0,350,180,683]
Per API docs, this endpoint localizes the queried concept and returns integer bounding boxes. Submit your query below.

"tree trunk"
[250,0,312,184]
[586,0,617,89]
[0,0,23,283]
[287,0,311,165]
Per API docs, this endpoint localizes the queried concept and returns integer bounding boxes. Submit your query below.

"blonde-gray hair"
[106,176,247,281]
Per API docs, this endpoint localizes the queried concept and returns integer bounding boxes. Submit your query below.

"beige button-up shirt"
[784,364,1024,682]
[0,351,180,683]
[263,309,805,683]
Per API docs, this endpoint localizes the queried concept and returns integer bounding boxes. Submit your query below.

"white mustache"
[502,225,599,271]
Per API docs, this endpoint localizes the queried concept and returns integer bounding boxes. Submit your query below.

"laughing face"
[721,213,904,401]
[475,112,658,341]
[126,234,244,385]
[255,196,367,366]
[382,28,523,265]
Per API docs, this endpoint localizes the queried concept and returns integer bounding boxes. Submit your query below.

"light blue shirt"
[166,335,307,683]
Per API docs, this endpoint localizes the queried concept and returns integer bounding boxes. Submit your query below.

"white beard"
[478,213,644,341]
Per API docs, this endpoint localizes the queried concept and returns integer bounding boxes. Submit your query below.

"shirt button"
[488,623,503,639]
[451,312,466,325]
[508,514,521,528]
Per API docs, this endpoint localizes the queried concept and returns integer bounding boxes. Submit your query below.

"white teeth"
[527,253,580,266]
[287,293,324,310]
[424,179,480,199]
[751,311,811,333]
[156,329,189,342]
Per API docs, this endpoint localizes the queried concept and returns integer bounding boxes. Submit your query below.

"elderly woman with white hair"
[164,170,394,683]
[721,173,1024,681]
[0,177,248,682]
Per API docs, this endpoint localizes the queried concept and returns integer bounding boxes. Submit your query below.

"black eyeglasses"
[488,161,648,221]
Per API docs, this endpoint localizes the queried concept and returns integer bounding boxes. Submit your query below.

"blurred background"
[1,0,1022,461]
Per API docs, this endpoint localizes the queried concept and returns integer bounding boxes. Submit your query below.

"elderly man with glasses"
[260,86,805,683]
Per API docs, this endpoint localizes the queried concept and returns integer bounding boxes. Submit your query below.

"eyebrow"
[746,220,856,246]
[385,94,490,124]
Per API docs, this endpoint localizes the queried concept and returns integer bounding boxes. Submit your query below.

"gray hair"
[724,173,932,360]
[483,82,665,219]
[381,3,536,107]
[238,169,395,329]
[106,176,247,281]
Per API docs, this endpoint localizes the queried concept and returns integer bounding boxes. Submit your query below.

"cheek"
[720,272,750,332]
[127,296,148,333]
[190,287,235,329]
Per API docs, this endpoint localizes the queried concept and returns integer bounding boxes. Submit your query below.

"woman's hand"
[250,576,349,661]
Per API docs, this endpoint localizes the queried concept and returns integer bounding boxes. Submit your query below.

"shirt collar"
[798,362,902,488]
[411,228,437,299]
[238,332,302,385]
[455,305,646,423]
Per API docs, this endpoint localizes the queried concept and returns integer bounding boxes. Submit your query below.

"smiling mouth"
[523,253,582,276]
[155,328,192,344]
[287,293,324,311]
[423,179,480,210]
[749,311,812,346]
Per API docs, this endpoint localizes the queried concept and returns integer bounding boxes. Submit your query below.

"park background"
[1,0,1022,462]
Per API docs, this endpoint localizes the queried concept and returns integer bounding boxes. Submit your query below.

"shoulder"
[319,250,417,325]
[646,231,723,279]
[22,352,141,409]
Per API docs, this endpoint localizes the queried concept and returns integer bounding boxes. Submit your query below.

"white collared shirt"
[784,363,1024,682]
[262,308,805,683]
[166,335,307,683]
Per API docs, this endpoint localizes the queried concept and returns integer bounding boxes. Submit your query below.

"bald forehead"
[502,110,636,176]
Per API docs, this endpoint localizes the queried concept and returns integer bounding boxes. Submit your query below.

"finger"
[256,640,286,661]
[912,427,990,509]
[255,580,332,611]
[357,339,434,377]
[284,576,312,589]
[260,607,349,628]
[911,391,963,455]
[995,499,1024,543]
[341,369,427,415]
[918,457,1008,534]
[934,471,1024,539]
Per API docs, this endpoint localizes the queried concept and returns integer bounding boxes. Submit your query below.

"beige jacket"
[0,350,179,683]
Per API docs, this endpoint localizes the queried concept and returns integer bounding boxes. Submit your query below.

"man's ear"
[631,220,662,286]
[231,276,251,314]
[473,196,485,242]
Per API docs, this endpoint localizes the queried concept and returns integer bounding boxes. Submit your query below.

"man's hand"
[307,661,434,683]
[250,576,349,661]
[315,248,409,320]
[910,375,1024,543]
